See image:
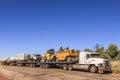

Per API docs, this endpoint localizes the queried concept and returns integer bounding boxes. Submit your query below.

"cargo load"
[16,54,31,61]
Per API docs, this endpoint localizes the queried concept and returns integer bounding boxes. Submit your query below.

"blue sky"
[0,0,120,59]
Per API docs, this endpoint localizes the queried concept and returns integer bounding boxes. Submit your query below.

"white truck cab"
[73,52,112,73]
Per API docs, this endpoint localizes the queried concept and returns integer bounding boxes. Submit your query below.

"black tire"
[90,65,97,73]
[68,64,73,70]
[63,64,68,70]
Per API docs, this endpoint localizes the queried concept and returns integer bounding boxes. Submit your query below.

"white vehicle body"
[10,57,16,61]
[73,52,112,73]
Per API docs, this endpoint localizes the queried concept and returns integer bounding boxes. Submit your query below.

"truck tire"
[63,64,68,70]
[90,65,97,73]
[68,64,73,70]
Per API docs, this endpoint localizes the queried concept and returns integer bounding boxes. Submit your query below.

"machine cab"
[47,49,55,54]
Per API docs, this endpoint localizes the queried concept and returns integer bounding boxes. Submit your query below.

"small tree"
[100,51,112,60]
[84,48,93,52]
[114,50,120,60]
[95,44,104,54]
[106,44,119,59]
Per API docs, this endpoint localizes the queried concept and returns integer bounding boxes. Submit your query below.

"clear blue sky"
[0,0,120,59]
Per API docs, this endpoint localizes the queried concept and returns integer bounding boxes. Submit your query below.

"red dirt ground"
[0,73,10,80]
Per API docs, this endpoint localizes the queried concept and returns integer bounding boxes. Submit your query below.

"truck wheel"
[90,65,97,73]
[63,64,68,70]
[68,64,73,70]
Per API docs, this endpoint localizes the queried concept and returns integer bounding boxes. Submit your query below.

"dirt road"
[0,73,10,80]
[0,66,120,80]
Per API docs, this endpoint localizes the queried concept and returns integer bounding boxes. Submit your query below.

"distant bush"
[111,61,120,73]
[95,44,120,60]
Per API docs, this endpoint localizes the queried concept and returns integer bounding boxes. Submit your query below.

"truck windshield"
[90,54,100,58]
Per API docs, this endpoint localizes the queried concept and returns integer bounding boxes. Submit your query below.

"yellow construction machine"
[55,47,78,61]
[42,49,55,61]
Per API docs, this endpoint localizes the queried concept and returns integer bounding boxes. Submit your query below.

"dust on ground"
[0,66,120,80]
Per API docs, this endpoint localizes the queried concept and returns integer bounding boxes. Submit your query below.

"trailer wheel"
[40,64,42,68]
[45,64,48,68]
[30,64,33,67]
[32,64,36,67]
[63,64,68,70]
[17,63,22,67]
[68,64,73,70]
[43,64,46,68]
[90,65,97,73]
[41,64,45,68]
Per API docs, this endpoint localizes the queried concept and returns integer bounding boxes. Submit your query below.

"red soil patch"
[0,73,10,80]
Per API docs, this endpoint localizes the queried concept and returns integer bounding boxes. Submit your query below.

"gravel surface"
[0,66,120,80]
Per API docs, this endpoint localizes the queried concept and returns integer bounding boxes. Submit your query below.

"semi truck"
[39,52,112,73]
[2,49,112,73]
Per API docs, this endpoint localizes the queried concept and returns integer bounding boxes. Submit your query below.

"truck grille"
[104,60,109,67]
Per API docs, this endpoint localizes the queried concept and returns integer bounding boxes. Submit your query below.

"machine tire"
[63,64,68,70]
[68,64,73,70]
[90,65,97,73]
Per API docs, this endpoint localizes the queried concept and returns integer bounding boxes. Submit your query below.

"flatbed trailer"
[16,60,40,67]
[38,61,78,70]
